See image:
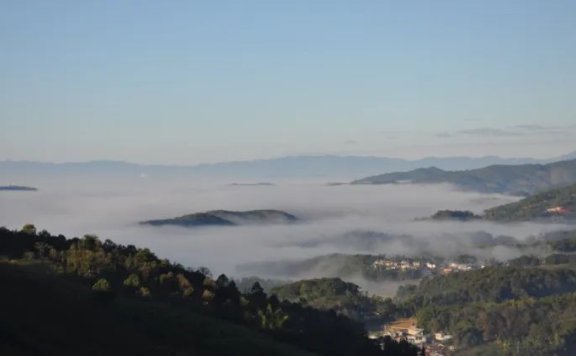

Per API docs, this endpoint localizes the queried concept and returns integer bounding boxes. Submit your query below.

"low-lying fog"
[1,176,572,295]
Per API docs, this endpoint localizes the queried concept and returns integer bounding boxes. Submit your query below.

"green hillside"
[0,226,409,356]
[0,262,316,356]
[484,183,576,221]
[271,278,371,316]
[396,265,576,354]
[352,159,576,196]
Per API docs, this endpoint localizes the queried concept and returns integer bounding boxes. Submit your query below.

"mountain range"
[2,151,575,180]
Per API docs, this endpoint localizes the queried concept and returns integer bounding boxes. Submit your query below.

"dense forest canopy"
[5,222,576,354]
[0,226,418,356]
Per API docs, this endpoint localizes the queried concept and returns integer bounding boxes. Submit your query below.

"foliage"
[398,266,576,309]
[543,230,576,252]
[0,226,412,356]
[415,294,576,354]
[271,278,395,324]
[258,304,290,330]
[20,223,37,235]
[0,262,317,356]
[92,278,111,291]
[397,264,576,353]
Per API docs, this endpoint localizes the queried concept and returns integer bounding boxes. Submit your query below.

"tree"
[92,278,111,291]
[138,287,151,297]
[21,224,37,235]
[457,327,483,348]
[123,274,141,289]
[216,274,230,288]
[92,278,114,304]
[248,282,267,307]
[202,289,215,303]
[258,304,289,330]
[81,235,100,251]
[197,266,212,277]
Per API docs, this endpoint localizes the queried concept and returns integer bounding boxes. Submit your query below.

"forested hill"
[351,158,576,196]
[271,278,375,320]
[395,264,576,354]
[269,278,408,338]
[0,185,37,191]
[140,210,299,227]
[484,183,576,222]
[0,226,413,356]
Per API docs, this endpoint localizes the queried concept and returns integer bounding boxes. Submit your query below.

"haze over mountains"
[2,151,575,181]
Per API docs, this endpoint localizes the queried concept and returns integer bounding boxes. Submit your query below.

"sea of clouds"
[1,175,571,295]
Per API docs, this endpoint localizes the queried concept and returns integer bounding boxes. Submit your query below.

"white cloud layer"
[1,176,571,281]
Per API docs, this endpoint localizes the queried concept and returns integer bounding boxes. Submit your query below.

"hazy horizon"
[1,148,575,166]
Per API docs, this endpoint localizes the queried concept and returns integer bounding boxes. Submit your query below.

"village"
[371,256,477,276]
[369,317,455,356]
[367,258,481,354]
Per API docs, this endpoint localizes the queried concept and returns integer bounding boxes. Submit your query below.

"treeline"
[0,226,418,356]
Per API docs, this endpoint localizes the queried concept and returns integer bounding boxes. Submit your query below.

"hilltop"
[141,209,299,227]
[0,185,37,191]
[351,158,576,196]
[270,278,381,321]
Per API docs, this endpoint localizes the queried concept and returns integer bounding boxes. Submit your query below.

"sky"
[1,0,576,164]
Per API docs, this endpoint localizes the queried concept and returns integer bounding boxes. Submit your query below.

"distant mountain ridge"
[352,158,576,196]
[2,152,574,180]
[140,209,299,227]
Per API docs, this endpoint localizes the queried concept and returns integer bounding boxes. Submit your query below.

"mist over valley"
[2,175,571,289]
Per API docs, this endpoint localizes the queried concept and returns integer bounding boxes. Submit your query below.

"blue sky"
[1,0,575,164]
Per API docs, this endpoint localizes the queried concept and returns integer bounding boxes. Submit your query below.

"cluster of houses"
[546,206,570,215]
[371,257,477,276]
[440,262,474,274]
[371,258,430,271]
[370,318,455,356]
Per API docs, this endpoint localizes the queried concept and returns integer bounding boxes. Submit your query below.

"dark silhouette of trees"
[0,226,420,356]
